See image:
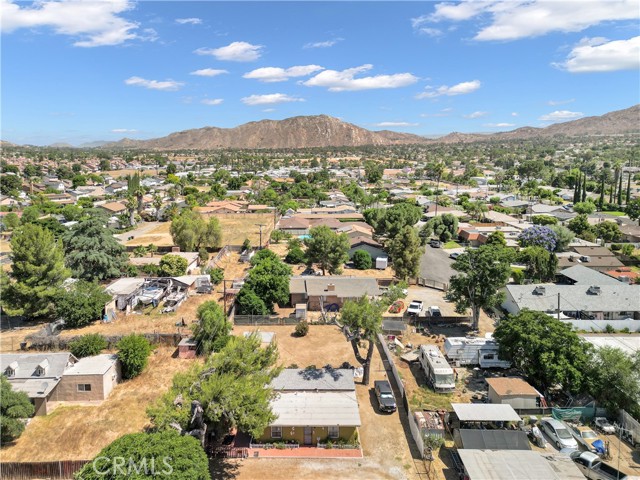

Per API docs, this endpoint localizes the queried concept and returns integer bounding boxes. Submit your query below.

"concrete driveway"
[419,244,456,284]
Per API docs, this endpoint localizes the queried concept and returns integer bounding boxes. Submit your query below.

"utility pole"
[256,224,266,249]
[557,293,561,321]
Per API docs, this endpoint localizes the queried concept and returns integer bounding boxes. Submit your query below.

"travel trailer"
[419,345,455,393]
[444,336,511,369]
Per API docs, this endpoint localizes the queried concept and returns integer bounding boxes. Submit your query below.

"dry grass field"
[1,347,199,462]
[125,221,174,247]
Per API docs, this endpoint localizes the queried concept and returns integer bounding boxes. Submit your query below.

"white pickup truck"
[570,451,639,480]
[407,300,423,316]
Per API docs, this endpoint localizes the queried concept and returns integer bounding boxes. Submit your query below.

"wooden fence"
[415,277,448,291]
[0,460,89,480]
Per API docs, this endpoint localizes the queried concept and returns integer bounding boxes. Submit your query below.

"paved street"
[419,244,456,284]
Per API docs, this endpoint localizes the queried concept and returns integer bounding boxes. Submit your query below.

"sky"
[1,0,639,146]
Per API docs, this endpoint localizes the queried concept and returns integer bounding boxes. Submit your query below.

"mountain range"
[5,105,639,150]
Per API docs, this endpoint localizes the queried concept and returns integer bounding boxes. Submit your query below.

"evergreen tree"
[581,173,587,203]
[63,211,127,281]
[617,172,623,205]
[387,226,422,281]
[304,226,350,275]
[2,224,69,319]
[1,376,35,442]
[598,175,605,210]
[626,173,632,204]
[573,172,581,204]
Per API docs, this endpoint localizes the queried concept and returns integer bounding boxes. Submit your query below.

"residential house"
[255,368,361,446]
[348,236,386,261]
[141,177,163,188]
[556,252,624,272]
[502,283,640,330]
[527,204,565,215]
[98,201,128,216]
[0,353,120,415]
[486,377,543,410]
[105,182,127,195]
[43,177,66,192]
[556,264,622,285]
[197,200,245,214]
[0,195,20,207]
[619,223,640,243]
[289,276,381,311]
[277,216,310,236]
[42,193,75,205]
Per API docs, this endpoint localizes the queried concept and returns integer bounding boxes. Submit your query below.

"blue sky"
[2,1,639,146]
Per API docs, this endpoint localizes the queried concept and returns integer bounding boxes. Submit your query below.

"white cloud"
[176,18,202,25]
[374,122,419,127]
[243,65,324,83]
[262,108,276,112]
[201,99,224,106]
[554,36,640,73]
[483,122,516,128]
[417,80,481,99]
[124,76,184,91]
[511,112,518,116]
[303,38,343,49]
[463,111,489,119]
[190,68,229,77]
[416,27,444,37]
[303,64,418,92]
[194,41,263,62]
[417,0,638,41]
[547,98,575,106]
[1,0,139,47]
[539,110,584,121]
[241,93,304,106]
[112,128,137,133]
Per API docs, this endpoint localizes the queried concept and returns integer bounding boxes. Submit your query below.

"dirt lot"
[1,347,198,462]
[124,221,174,247]
[229,324,422,480]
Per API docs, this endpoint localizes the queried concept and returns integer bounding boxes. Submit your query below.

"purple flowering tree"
[517,225,557,252]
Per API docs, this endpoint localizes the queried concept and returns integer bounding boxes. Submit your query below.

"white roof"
[458,450,584,480]
[106,277,146,296]
[270,391,361,427]
[580,335,640,356]
[64,354,118,376]
[452,403,521,422]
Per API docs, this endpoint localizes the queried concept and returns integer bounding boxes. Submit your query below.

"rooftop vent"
[327,283,335,292]
[533,286,546,296]
[587,286,601,295]
[580,256,591,263]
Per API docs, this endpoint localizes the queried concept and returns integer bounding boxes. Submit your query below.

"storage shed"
[178,338,198,359]
[486,377,543,410]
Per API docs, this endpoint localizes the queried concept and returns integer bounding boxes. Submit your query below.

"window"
[271,426,282,439]
[77,384,92,392]
[328,426,339,439]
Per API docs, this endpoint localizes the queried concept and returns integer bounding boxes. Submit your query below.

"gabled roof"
[349,236,382,249]
[271,368,355,391]
[269,391,361,427]
[65,354,118,376]
[572,246,616,257]
[557,265,621,285]
[289,276,381,298]
[98,201,127,213]
[0,352,75,380]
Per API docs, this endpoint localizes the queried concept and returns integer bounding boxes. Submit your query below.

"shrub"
[69,334,108,358]
[58,281,112,329]
[208,267,224,285]
[621,244,635,256]
[198,248,209,262]
[604,324,615,334]
[512,269,525,285]
[1,376,35,443]
[295,320,309,337]
[352,250,372,270]
[117,334,152,379]
[158,254,188,277]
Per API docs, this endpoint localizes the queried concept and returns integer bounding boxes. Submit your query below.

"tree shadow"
[209,457,240,480]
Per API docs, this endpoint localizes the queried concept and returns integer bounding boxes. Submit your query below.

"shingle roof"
[289,276,381,298]
[271,368,355,391]
[64,354,118,376]
[0,352,74,380]
[557,265,621,285]
[504,284,640,312]
[486,377,539,397]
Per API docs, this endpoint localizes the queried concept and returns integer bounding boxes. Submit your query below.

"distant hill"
[102,115,430,150]
[6,105,639,150]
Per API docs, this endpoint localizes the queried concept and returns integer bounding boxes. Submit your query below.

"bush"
[295,320,309,337]
[69,334,108,358]
[198,248,209,262]
[352,250,372,270]
[1,376,35,443]
[512,269,525,285]
[117,334,152,379]
[208,267,224,285]
[285,245,306,264]
[158,254,188,277]
[58,281,112,329]
[621,244,635,256]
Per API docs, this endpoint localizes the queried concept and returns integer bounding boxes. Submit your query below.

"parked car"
[301,267,322,276]
[427,306,442,317]
[568,424,604,454]
[570,451,632,480]
[540,417,579,450]
[449,252,460,260]
[407,300,423,316]
[374,380,397,413]
[429,239,442,248]
[594,417,616,435]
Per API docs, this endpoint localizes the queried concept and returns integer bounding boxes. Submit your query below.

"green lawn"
[602,211,626,216]
[443,241,461,249]
[409,385,454,411]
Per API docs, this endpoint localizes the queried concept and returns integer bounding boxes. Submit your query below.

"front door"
[303,427,313,445]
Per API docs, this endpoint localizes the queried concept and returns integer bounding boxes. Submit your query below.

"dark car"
[449,252,460,260]
[374,380,397,413]
[430,239,442,248]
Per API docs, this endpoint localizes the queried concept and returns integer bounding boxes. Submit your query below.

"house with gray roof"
[0,353,120,415]
[289,276,381,311]
[502,283,640,331]
[255,368,361,446]
[556,265,622,285]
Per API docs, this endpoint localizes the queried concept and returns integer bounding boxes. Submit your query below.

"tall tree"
[158,254,188,277]
[581,173,587,202]
[244,253,291,311]
[573,172,581,204]
[518,246,558,282]
[58,281,111,328]
[191,301,232,356]
[387,225,422,280]
[494,310,590,394]
[147,334,280,446]
[340,296,383,385]
[626,172,632,204]
[598,175,605,210]
[1,376,35,443]
[170,210,222,251]
[617,172,623,205]
[445,245,511,330]
[2,224,69,319]
[587,347,640,417]
[626,198,640,225]
[63,212,127,281]
[304,225,350,275]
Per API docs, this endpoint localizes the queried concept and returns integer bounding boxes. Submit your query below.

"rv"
[419,345,455,393]
[444,336,511,369]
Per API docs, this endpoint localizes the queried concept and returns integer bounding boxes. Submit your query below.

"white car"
[407,300,423,315]
[427,306,442,317]
[541,418,579,450]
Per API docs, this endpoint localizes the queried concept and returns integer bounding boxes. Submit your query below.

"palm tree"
[152,194,163,221]
[124,195,138,226]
